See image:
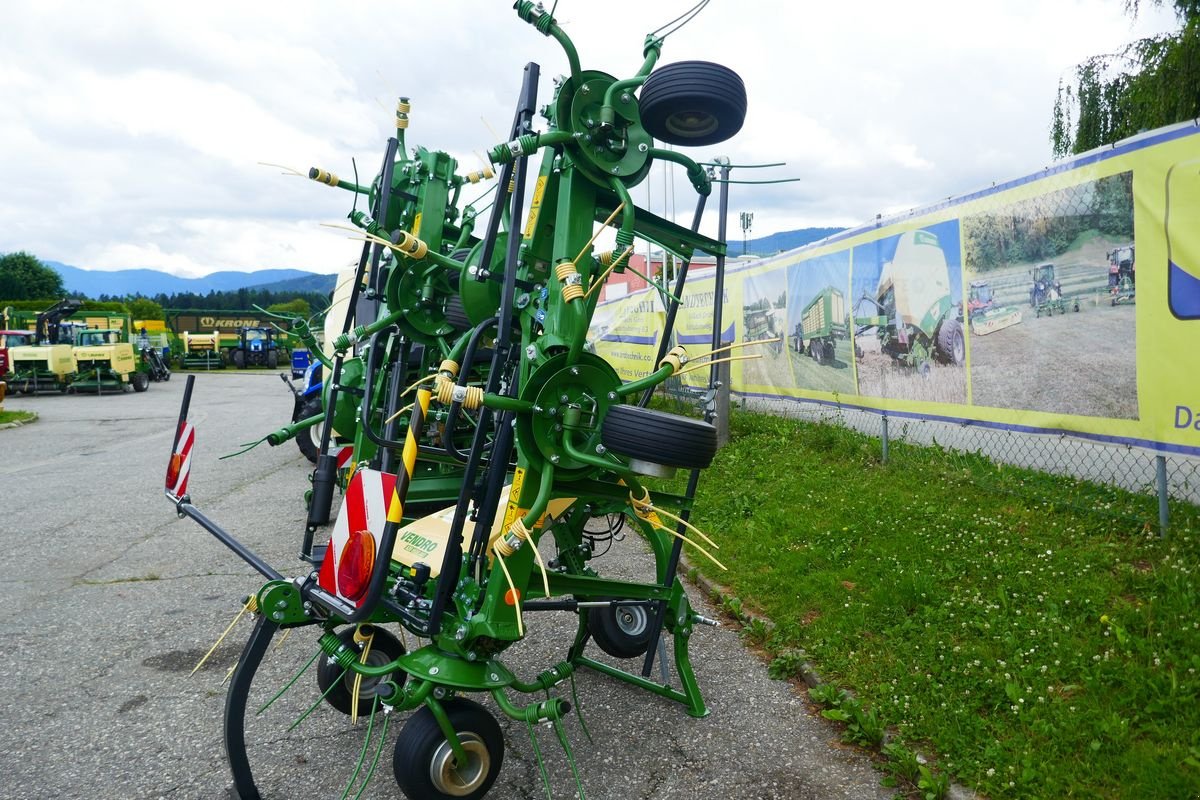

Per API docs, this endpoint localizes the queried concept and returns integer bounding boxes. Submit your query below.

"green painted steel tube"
[518,463,556,531]
[508,662,575,694]
[514,1,581,83]
[562,427,633,475]
[425,696,470,767]
[480,392,535,413]
[491,689,570,724]
[615,363,674,397]
[333,309,405,353]
[600,41,660,126]
[266,413,321,446]
[648,147,711,196]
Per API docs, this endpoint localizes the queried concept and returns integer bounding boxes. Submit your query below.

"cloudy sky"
[0,1,1180,277]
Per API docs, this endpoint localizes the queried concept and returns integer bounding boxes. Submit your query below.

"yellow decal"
[523,176,548,239]
[411,212,423,237]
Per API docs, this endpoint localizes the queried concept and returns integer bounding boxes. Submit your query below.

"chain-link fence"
[660,381,1199,535]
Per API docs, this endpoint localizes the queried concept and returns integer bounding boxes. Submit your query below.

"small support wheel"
[600,404,718,470]
[393,698,503,800]
[587,598,653,658]
[315,626,406,717]
[638,61,747,147]
[295,395,324,464]
[131,372,150,392]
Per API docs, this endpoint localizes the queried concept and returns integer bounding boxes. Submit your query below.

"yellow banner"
[597,121,1200,456]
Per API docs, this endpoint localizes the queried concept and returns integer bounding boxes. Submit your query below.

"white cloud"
[0,0,1183,276]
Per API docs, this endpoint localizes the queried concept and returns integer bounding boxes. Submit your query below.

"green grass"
[0,409,34,426]
[656,411,1200,799]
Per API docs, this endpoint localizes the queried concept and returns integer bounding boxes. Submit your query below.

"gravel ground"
[0,372,894,800]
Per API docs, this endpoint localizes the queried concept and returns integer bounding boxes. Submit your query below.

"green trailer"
[793,286,847,364]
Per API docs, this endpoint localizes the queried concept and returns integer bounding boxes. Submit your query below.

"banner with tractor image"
[593,120,1200,456]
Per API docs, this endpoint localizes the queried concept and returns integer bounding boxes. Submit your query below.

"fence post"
[716,359,731,447]
[881,412,889,464]
[1156,454,1169,536]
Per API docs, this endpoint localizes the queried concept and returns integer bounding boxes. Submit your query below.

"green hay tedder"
[163,4,754,799]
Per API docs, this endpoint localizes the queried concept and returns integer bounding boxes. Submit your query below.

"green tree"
[126,297,165,321]
[0,252,65,301]
[266,298,312,317]
[1052,1,1200,157]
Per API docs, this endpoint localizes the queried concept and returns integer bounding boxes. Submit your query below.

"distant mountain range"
[40,227,845,297]
[739,227,846,256]
[44,260,338,297]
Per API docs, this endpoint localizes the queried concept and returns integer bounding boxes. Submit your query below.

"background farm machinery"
[177,331,225,370]
[1107,244,1135,305]
[2,301,158,393]
[793,286,848,363]
[854,230,965,374]
[1029,262,1080,316]
[167,5,751,799]
[966,279,1022,335]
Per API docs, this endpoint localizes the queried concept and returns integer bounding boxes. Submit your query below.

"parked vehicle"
[854,229,964,374]
[793,286,847,364]
[966,279,1021,335]
[1107,244,1135,305]
[70,327,152,393]
[178,331,225,370]
[1029,262,1079,316]
[4,299,82,393]
[0,329,35,380]
[228,326,280,368]
[280,361,324,463]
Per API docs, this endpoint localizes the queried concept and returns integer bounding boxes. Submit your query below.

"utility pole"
[739,211,754,256]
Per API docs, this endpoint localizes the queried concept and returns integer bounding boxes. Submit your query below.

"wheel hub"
[665,109,718,139]
[616,604,648,637]
[429,732,489,796]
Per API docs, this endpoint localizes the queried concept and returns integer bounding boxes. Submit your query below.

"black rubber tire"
[936,318,965,365]
[267,351,278,369]
[393,698,503,800]
[295,395,324,464]
[444,295,472,331]
[131,371,150,392]
[232,350,245,369]
[587,599,653,659]
[315,626,406,717]
[638,61,747,147]
[600,404,718,470]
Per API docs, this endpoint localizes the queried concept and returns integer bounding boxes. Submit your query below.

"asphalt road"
[0,373,894,800]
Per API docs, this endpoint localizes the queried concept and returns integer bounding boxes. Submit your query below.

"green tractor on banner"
[854,230,965,375]
[1029,262,1079,316]
[966,279,1021,335]
[162,4,756,799]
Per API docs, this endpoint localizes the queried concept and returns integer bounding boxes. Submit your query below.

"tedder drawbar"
[164,4,759,798]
